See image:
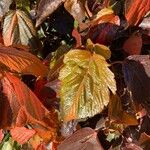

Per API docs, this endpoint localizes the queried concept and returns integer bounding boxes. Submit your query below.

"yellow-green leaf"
[59,50,116,122]
[86,39,111,59]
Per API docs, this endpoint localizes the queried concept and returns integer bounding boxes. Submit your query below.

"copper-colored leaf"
[0,129,4,143]
[0,73,58,141]
[72,29,82,48]
[0,45,48,77]
[59,50,116,122]
[108,94,138,125]
[123,55,150,115]
[10,127,36,144]
[58,127,104,150]
[3,10,37,50]
[36,0,65,27]
[91,8,120,26]
[123,34,142,55]
[125,0,150,25]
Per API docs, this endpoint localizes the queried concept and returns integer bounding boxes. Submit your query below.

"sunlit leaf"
[0,0,12,21]
[0,73,58,141]
[58,127,104,150]
[86,39,111,59]
[59,50,116,121]
[1,138,13,150]
[3,10,38,50]
[123,55,150,115]
[0,45,48,77]
[125,0,150,25]
[36,0,65,27]
[91,8,120,26]
[10,127,36,144]
[123,33,142,55]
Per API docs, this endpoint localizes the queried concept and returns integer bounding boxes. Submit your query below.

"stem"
[111,61,123,66]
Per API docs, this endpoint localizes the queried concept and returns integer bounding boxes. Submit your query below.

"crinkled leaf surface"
[36,0,65,27]
[58,127,104,150]
[0,73,58,141]
[0,45,48,77]
[59,50,116,122]
[10,127,36,144]
[123,55,150,114]
[125,0,150,25]
[3,10,37,50]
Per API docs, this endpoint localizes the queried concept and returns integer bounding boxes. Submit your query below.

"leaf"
[91,8,120,26]
[0,0,12,21]
[123,33,142,55]
[0,72,58,141]
[108,94,138,125]
[86,39,111,59]
[88,23,121,46]
[3,10,38,50]
[10,127,36,144]
[0,45,48,77]
[72,29,82,48]
[123,55,150,115]
[58,127,104,150]
[36,0,65,27]
[59,50,116,122]
[64,0,87,28]
[0,129,4,143]
[1,138,13,150]
[125,0,150,26]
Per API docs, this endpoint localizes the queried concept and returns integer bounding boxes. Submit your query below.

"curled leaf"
[59,50,116,121]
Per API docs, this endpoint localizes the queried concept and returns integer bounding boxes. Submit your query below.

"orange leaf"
[0,45,48,77]
[0,72,58,141]
[10,127,36,144]
[0,129,4,143]
[125,0,150,25]
[123,34,142,55]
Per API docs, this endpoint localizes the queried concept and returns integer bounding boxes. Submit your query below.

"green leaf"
[16,0,30,11]
[59,50,116,122]
[3,10,38,51]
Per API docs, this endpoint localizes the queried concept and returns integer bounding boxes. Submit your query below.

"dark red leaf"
[123,34,142,55]
[58,127,104,150]
[72,29,82,48]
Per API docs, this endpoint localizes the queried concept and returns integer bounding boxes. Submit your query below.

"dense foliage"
[0,0,150,149]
